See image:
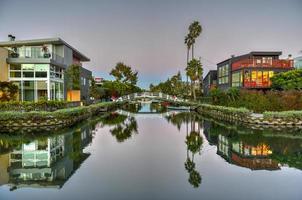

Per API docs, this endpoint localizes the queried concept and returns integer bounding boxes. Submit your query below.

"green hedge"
[263,110,302,120]
[0,102,115,121]
[0,100,68,112]
[199,104,251,117]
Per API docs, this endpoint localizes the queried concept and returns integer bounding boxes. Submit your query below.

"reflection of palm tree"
[184,130,203,188]
[188,169,201,188]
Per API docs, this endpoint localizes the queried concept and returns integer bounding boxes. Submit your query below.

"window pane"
[23,81,35,101]
[35,71,47,78]
[23,71,34,77]
[22,64,34,70]
[10,64,21,70]
[37,81,48,100]
[10,71,21,78]
[35,64,48,71]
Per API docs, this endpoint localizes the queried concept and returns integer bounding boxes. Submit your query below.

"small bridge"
[115,92,187,103]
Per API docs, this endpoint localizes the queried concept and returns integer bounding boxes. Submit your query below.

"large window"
[9,64,49,79]
[232,71,242,87]
[218,64,229,84]
[244,70,274,88]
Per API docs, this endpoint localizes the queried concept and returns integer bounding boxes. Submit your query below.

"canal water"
[1,104,302,200]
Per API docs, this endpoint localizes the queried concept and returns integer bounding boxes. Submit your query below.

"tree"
[186,59,203,100]
[188,21,202,59]
[271,69,302,90]
[185,34,195,84]
[0,82,18,101]
[110,62,138,85]
[66,65,81,90]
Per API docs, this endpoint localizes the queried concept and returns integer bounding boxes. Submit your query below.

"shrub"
[0,100,67,112]
[209,88,302,113]
[263,110,302,121]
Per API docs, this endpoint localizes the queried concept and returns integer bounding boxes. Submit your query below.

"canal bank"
[196,104,302,129]
[0,102,120,133]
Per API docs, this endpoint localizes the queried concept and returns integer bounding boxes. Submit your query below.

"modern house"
[0,36,92,102]
[203,51,294,93]
[203,70,217,96]
[216,52,294,90]
[294,56,302,69]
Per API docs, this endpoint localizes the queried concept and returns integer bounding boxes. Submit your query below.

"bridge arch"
[115,92,186,103]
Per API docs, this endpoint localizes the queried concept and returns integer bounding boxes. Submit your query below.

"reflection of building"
[4,126,93,190]
[0,36,91,102]
[217,135,280,170]
[0,153,9,186]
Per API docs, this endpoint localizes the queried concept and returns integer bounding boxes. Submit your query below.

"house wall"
[0,47,8,81]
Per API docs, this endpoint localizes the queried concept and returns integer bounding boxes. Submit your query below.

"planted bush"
[0,100,68,112]
[209,88,302,113]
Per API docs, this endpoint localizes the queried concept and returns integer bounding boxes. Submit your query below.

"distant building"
[204,51,294,93]
[94,77,104,85]
[294,56,302,69]
[0,36,92,102]
[203,70,217,95]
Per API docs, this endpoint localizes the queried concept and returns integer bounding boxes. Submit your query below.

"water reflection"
[99,112,138,143]
[203,120,302,170]
[0,123,94,190]
[1,108,302,198]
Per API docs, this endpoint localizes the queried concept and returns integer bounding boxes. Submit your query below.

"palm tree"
[188,21,202,59]
[185,34,195,97]
[186,59,203,100]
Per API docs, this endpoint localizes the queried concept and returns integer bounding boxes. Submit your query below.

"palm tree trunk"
[192,43,194,59]
[192,82,196,101]
[186,48,189,97]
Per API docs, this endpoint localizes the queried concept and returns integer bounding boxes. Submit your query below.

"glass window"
[218,64,229,84]
[22,64,34,71]
[232,71,242,87]
[23,71,34,78]
[10,64,21,70]
[37,81,48,100]
[23,81,35,101]
[10,71,21,78]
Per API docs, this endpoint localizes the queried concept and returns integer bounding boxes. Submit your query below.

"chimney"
[231,55,235,58]
[8,34,15,41]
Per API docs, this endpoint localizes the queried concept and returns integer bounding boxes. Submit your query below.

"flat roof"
[0,38,90,62]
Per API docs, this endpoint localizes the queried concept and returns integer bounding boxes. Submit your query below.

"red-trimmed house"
[215,51,294,91]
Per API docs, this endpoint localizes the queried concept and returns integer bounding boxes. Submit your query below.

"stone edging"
[196,104,302,128]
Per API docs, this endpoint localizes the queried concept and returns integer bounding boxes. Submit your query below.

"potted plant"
[42,45,51,58]
[10,47,19,58]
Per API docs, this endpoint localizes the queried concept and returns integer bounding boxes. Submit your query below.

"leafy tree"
[66,65,81,90]
[186,59,203,100]
[110,62,138,85]
[0,82,18,101]
[271,69,302,90]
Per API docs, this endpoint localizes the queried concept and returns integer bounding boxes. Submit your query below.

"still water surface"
[1,105,302,200]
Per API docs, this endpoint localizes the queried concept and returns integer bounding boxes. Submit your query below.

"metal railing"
[232,59,294,71]
[9,49,64,64]
[116,92,186,102]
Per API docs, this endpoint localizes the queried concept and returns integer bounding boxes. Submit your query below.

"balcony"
[7,49,64,65]
[243,80,271,88]
[232,59,294,71]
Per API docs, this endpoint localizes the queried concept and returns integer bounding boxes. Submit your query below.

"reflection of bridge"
[115,92,187,103]
[116,109,187,118]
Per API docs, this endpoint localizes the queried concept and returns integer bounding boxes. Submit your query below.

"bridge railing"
[116,92,186,102]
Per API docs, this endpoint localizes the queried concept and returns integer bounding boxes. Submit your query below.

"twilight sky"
[0,0,301,88]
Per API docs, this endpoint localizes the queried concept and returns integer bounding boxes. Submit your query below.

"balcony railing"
[8,49,64,64]
[243,80,271,88]
[232,59,294,71]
